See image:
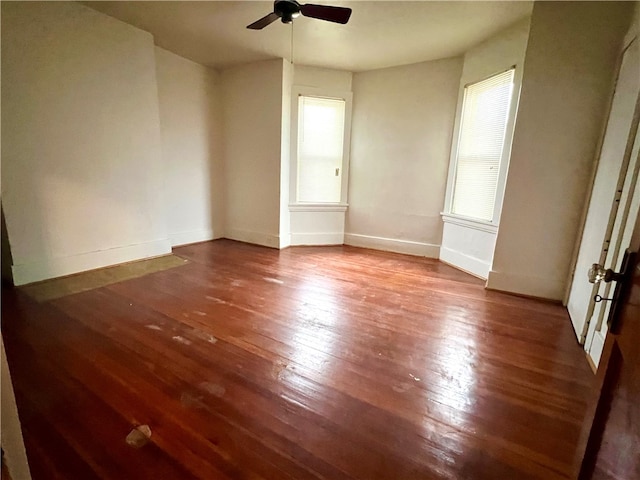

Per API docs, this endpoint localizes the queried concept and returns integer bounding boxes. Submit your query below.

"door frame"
[583,122,640,365]
[564,33,640,346]
[573,206,640,478]
[565,21,640,307]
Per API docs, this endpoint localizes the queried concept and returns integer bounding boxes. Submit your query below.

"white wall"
[346,57,463,257]
[294,65,353,91]
[440,18,530,279]
[221,59,286,248]
[155,47,224,247]
[1,1,170,285]
[488,1,634,300]
[289,65,353,246]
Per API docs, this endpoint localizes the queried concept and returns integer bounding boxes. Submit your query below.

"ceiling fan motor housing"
[247,0,351,30]
[275,0,302,23]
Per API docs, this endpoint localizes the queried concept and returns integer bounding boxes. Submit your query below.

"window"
[296,95,346,203]
[450,69,515,221]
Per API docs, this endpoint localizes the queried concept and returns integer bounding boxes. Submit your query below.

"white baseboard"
[290,232,344,246]
[486,270,564,301]
[169,228,216,247]
[279,233,291,249]
[439,246,490,279]
[12,238,172,286]
[344,233,439,258]
[224,228,280,249]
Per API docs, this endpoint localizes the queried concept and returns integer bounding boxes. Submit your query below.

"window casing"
[290,87,352,207]
[297,96,345,203]
[446,68,516,223]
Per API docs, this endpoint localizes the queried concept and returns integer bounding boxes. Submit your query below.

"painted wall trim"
[1,336,32,480]
[587,329,607,368]
[441,213,498,234]
[486,269,564,301]
[224,228,280,249]
[169,228,219,247]
[289,203,348,212]
[11,238,172,286]
[439,246,491,279]
[344,233,440,258]
[279,233,292,250]
[290,232,344,246]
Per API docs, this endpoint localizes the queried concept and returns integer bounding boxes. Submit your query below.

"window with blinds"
[297,96,346,203]
[451,69,514,221]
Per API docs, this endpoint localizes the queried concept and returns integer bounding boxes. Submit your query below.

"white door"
[567,38,640,345]
[584,142,640,367]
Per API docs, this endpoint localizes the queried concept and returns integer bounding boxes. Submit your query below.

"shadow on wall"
[206,71,226,238]
[1,204,14,286]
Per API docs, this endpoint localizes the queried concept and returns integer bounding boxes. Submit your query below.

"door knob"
[588,263,624,284]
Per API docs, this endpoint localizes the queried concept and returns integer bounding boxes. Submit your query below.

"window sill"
[441,213,498,234]
[289,203,348,213]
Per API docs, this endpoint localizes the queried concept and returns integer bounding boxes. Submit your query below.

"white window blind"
[297,96,346,203]
[451,69,514,221]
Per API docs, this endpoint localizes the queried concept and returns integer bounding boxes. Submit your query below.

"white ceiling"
[84,1,533,72]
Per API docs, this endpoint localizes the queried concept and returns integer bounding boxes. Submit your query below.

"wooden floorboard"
[2,239,595,479]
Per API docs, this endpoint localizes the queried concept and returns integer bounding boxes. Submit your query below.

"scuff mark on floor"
[125,425,151,448]
[263,277,284,285]
[392,382,412,393]
[192,311,207,316]
[199,382,226,398]
[271,359,288,381]
[180,392,206,409]
[193,330,218,344]
[172,336,192,346]
[409,373,421,382]
[145,324,162,331]
[280,393,308,410]
[206,296,227,304]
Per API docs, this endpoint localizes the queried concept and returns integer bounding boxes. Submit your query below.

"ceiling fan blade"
[247,12,280,30]
[300,4,352,24]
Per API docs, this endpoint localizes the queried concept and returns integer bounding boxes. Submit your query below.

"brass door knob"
[588,263,624,284]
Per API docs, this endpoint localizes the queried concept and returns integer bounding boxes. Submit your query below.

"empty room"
[2,1,639,479]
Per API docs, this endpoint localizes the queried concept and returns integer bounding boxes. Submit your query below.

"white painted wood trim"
[440,213,498,233]
[1,337,32,479]
[290,232,344,246]
[169,228,218,247]
[443,64,525,225]
[11,238,172,286]
[439,246,490,279]
[289,203,348,212]
[587,329,607,368]
[290,86,353,205]
[486,269,565,301]
[279,233,291,250]
[344,233,440,258]
[223,228,280,249]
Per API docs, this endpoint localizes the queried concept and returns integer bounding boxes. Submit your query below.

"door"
[583,140,640,366]
[578,240,640,479]
[567,37,640,346]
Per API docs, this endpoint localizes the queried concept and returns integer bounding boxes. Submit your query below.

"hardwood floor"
[2,240,595,479]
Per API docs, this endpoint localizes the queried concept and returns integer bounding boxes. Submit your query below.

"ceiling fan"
[247,0,352,30]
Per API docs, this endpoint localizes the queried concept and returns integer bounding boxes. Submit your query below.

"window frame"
[289,86,353,208]
[443,66,521,228]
